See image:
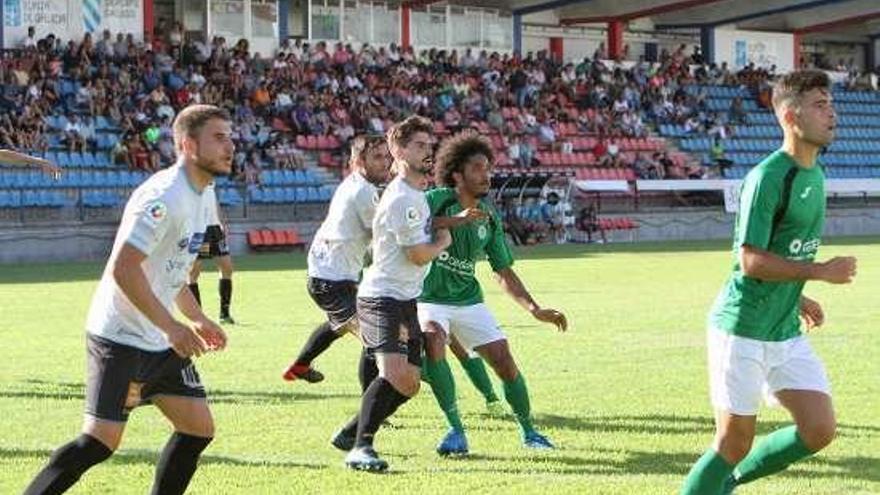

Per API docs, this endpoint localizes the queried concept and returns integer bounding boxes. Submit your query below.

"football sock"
[358,349,378,393]
[23,434,113,495]
[150,432,212,495]
[424,357,464,432]
[680,449,735,495]
[218,278,232,316]
[732,425,814,486]
[294,322,342,367]
[354,378,410,448]
[503,373,535,434]
[188,283,201,307]
[458,356,498,403]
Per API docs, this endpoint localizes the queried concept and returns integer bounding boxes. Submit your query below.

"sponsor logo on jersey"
[788,237,821,259]
[187,232,205,254]
[437,251,475,275]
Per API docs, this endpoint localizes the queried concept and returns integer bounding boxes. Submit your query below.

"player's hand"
[165,320,209,358]
[800,296,824,331]
[192,317,228,351]
[817,256,857,284]
[531,307,568,332]
[455,207,488,224]
[34,158,62,180]
[434,228,452,249]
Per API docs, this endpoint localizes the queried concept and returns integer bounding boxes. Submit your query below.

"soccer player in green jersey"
[418,130,568,455]
[680,70,858,494]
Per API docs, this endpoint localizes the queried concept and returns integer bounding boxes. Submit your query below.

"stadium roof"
[445,0,880,42]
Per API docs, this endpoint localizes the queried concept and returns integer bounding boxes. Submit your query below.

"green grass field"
[1,240,878,494]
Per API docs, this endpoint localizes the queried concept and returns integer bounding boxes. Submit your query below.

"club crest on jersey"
[405,206,421,227]
[187,232,205,253]
[145,200,167,223]
[177,237,189,250]
[477,225,488,239]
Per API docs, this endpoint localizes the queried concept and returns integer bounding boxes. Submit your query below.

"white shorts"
[707,328,831,416]
[417,302,506,352]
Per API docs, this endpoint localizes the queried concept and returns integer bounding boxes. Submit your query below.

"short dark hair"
[772,70,831,112]
[387,115,433,148]
[349,134,386,163]
[434,130,494,187]
[172,104,230,151]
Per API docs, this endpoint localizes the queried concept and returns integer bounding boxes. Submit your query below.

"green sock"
[733,425,814,486]
[680,449,735,495]
[502,373,534,434]
[459,356,499,403]
[424,358,464,433]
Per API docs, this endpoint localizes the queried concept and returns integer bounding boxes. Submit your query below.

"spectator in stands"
[710,137,732,176]
[64,114,87,152]
[577,202,606,243]
[22,26,38,49]
[729,96,748,124]
[508,135,523,167]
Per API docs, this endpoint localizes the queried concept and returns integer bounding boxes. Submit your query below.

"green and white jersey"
[419,188,514,306]
[710,150,826,342]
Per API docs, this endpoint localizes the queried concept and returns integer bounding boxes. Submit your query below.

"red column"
[793,31,802,69]
[549,37,563,62]
[143,0,154,41]
[607,20,623,60]
[401,5,411,50]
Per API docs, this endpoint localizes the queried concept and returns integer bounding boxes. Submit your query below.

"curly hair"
[434,130,494,188]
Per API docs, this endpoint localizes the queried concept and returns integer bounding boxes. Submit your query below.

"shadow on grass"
[0,446,326,471]
[1,380,360,404]
[534,413,880,437]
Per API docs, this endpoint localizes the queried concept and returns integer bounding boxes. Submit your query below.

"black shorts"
[356,297,422,367]
[85,334,206,422]
[307,277,358,330]
[198,225,229,259]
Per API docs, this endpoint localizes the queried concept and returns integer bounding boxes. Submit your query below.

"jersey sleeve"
[735,169,782,250]
[485,207,514,272]
[387,194,431,247]
[121,190,176,256]
[425,188,451,216]
[356,187,379,232]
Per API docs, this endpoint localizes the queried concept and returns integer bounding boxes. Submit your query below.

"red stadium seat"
[247,230,264,247]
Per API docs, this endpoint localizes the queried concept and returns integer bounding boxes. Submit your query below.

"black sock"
[23,434,113,495]
[358,349,378,393]
[294,322,342,366]
[354,378,410,449]
[339,413,360,439]
[188,283,201,307]
[150,432,212,495]
[219,278,232,315]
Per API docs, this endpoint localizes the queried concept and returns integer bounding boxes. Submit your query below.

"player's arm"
[112,245,208,357]
[0,149,61,178]
[494,267,567,331]
[404,229,451,266]
[740,245,855,283]
[432,207,488,229]
[736,170,855,284]
[175,286,227,350]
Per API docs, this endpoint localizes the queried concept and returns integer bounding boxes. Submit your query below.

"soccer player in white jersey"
[188,186,237,324]
[282,135,391,385]
[340,116,451,471]
[22,105,231,495]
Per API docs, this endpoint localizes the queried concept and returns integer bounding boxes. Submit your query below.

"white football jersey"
[204,185,220,226]
[358,176,432,301]
[308,171,380,282]
[86,164,211,351]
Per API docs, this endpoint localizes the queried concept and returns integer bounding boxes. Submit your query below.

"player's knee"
[800,419,836,452]
[423,331,446,360]
[714,432,753,464]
